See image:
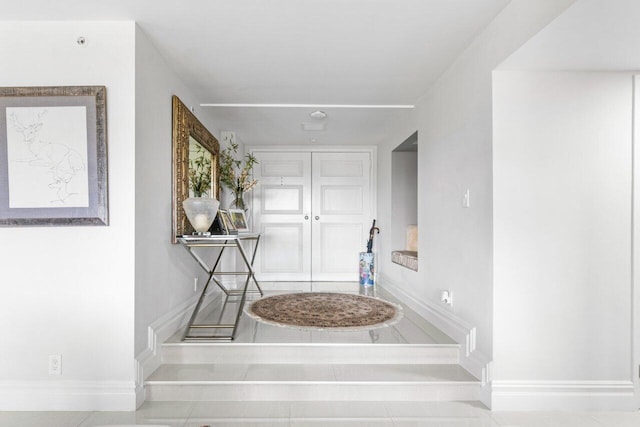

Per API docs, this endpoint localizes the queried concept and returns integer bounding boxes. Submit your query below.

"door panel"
[261,159,305,177]
[262,185,304,213]
[312,152,372,281]
[320,186,364,214]
[252,152,312,281]
[320,159,364,177]
[318,222,364,274]
[261,224,305,273]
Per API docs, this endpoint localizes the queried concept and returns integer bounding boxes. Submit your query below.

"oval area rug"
[245,292,402,330]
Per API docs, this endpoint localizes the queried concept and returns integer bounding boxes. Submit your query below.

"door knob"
[315,216,320,220]
[304,215,309,220]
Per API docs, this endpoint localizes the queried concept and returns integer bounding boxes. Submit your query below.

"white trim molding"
[135,289,221,407]
[202,104,414,109]
[0,380,135,411]
[379,274,491,384]
[491,380,637,411]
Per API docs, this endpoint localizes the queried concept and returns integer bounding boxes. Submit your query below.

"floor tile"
[290,420,394,427]
[147,364,248,381]
[185,421,289,427]
[85,424,175,427]
[289,401,390,419]
[244,364,335,381]
[490,411,606,427]
[384,401,489,418]
[0,411,90,427]
[77,413,140,427]
[392,418,498,427]
[588,412,640,427]
[188,401,290,419]
[79,402,194,427]
[332,364,476,382]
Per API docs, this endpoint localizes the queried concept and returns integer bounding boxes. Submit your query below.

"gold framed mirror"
[172,95,220,243]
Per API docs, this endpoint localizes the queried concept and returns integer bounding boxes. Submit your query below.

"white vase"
[182,197,220,235]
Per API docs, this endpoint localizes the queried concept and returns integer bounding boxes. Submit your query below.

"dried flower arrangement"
[219,140,258,209]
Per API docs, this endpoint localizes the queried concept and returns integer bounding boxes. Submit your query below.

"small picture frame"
[207,211,225,235]
[219,209,237,234]
[228,208,249,232]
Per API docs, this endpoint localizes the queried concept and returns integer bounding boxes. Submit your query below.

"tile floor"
[2,401,640,426]
[2,283,638,426]
[169,281,454,344]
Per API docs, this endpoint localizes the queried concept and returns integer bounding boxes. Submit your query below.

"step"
[145,363,481,402]
[161,342,460,365]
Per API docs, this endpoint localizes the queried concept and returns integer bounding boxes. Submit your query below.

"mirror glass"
[172,96,220,242]
[188,136,214,197]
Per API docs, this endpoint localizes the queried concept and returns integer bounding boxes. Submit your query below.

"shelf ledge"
[391,250,418,271]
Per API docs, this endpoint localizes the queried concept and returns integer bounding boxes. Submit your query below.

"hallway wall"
[492,70,635,410]
[0,22,137,410]
[133,27,224,405]
[377,0,577,393]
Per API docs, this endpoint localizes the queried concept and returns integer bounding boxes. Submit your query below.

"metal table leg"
[179,234,262,341]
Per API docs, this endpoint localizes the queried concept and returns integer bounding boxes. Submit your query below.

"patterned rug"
[245,292,401,330]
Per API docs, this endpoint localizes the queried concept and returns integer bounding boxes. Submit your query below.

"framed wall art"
[0,86,109,226]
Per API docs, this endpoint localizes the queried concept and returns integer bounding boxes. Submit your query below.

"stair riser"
[162,345,459,365]
[146,383,480,402]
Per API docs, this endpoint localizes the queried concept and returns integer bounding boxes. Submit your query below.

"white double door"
[251,151,373,281]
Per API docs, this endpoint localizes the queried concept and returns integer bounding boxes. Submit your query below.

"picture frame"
[228,208,249,232]
[0,86,108,226]
[208,210,226,235]
[219,209,237,235]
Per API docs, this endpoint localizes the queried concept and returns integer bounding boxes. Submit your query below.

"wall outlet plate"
[49,354,61,375]
[441,290,452,305]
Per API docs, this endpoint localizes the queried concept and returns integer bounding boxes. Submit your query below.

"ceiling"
[2,0,510,146]
[500,0,640,71]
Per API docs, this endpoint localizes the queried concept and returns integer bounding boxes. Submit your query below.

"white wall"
[0,22,137,410]
[134,27,225,403]
[377,0,577,390]
[492,70,634,410]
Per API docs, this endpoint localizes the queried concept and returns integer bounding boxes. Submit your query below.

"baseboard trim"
[491,380,637,411]
[379,274,491,404]
[135,289,221,407]
[378,275,638,411]
[0,380,135,411]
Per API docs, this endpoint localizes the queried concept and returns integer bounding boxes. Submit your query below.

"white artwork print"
[6,106,89,208]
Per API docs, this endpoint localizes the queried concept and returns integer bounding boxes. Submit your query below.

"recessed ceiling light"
[309,110,327,119]
[311,139,318,143]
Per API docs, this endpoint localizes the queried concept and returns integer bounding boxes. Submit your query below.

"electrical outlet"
[49,354,61,375]
[194,277,198,292]
[441,290,453,306]
[462,189,470,208]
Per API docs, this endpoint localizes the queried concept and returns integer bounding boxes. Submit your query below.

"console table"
[177,233,262,341]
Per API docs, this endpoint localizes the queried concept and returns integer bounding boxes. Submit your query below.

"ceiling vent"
[302,122,326,131]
